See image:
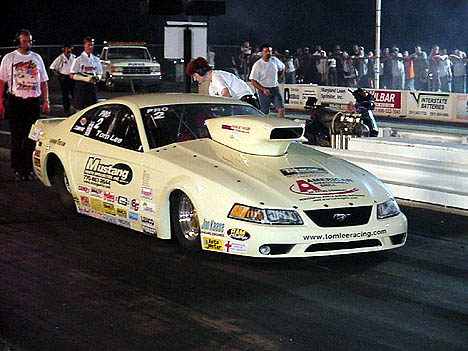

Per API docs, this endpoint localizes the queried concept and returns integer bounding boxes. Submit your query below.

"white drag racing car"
[29,94,407,257]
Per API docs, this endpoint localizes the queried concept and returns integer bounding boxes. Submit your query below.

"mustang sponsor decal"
[83,157,133,188]
[202,237,224,251]
[227,228,251,241]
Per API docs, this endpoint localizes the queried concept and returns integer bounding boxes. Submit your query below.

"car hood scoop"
[205,116,307,156]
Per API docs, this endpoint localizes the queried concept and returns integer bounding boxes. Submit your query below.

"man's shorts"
[257,86,284,115]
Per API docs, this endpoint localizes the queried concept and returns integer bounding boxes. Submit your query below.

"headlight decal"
[228,204,303,225]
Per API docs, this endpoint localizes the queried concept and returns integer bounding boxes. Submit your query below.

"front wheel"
[170,192,201,250]
[52,163,76,213]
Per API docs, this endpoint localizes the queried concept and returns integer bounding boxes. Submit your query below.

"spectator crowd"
[226,41,468,93]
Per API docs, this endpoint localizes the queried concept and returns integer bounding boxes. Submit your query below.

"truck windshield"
[107,48,151,60]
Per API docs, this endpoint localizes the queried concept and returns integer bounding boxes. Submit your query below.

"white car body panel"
[29,94,407,258]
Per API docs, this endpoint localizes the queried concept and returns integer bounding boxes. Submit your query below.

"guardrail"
[310,137,468,210]
[279,84,468,124]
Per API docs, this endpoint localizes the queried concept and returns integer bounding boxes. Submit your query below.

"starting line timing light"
[140,0,225,16]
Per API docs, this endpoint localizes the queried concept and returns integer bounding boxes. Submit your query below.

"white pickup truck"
[99,42,161,91]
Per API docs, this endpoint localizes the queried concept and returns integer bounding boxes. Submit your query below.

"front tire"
[52,163,76,213]
[170,192,201,250]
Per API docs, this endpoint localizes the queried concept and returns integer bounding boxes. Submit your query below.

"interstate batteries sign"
[407,92,452,120]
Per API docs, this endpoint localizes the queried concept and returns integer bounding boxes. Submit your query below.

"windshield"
[141,103,262,149]
[107,48,151,60]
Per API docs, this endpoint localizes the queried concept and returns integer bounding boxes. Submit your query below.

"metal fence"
[0,44,246,81]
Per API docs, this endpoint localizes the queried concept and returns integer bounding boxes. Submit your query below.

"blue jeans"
[440,76,451,92]
[452,76,466,93]
[392,75,404,90]
[258,86,284,115]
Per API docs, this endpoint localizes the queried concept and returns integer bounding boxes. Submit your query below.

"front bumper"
[106,74,161,85]
[200,212,408,258]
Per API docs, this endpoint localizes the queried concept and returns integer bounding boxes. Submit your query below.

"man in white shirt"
[70,36,102,111]
[0,29,50,181]
[450,49,467,93]
[390,46,405,90]
[249,44,285,117]
[50,44,75,114]
[186,57,259,108]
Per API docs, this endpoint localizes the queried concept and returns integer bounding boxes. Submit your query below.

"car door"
[68,103,144,228]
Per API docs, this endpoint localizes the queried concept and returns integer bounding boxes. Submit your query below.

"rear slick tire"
[52,164,76,214]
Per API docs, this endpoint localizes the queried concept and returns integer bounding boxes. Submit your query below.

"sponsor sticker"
[77,207,90,215]
[118,219,131,228]
[142,226,156,235]
[202,237,224,252]
[78,184,91,193]
[280,167,328,177]
[80,195,90,207]
[141,215,155,227]
[103,214,118,224]
[117,196,129,207]
[103,202,116,216]
[224,241,248,253]
[227,228,251,241]
[142,201,156,213]
[131,199,139,212]
[90,188,102,198]
[49,138,66,147]
[221,124,251,134]
[103,191,115,203]
[201,219,225,233]
[141,187,152,200]
[290,179,358,196]
[128,212,138,221]
[116,208,128,218]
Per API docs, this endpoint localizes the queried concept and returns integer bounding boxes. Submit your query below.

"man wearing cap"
[186,57,259,108]
[50,44,75,114]
[249,44,285,117]
[70,36,102,111]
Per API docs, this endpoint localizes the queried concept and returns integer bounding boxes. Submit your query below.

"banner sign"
[406,91,452,120]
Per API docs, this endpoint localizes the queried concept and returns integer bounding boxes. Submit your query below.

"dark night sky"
[2,0,468,55]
